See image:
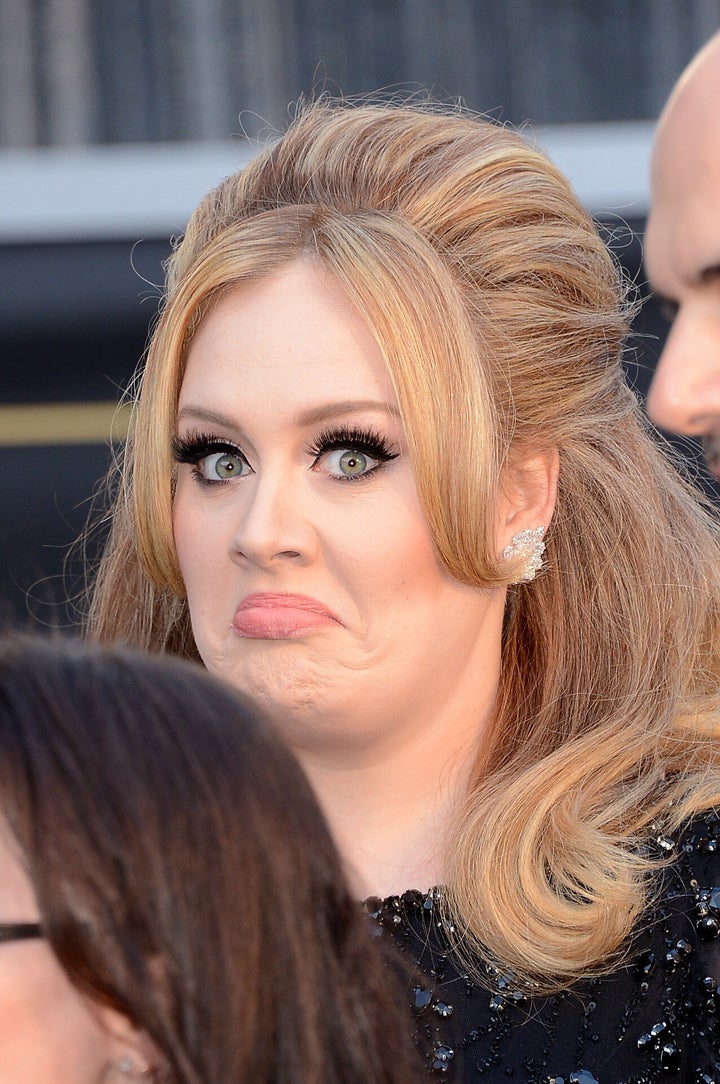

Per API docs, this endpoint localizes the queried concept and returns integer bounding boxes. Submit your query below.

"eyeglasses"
[0,922,43,943]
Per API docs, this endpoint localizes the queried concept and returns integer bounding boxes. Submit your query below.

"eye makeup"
[306,424,399,482]
[171,422,399,487]
[172,431,243,465]
[172,431,250,486]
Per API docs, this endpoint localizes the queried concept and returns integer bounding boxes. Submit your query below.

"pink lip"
[232,593,340,640]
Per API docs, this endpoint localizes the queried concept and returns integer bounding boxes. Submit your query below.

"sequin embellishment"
[365,812,720,1081]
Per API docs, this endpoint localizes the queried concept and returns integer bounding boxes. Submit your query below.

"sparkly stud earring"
[114,1056,150,1078]
[501,526,546,583]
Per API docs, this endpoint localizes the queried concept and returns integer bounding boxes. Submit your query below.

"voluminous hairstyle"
[86,98,720,989]
[0,635,418,1084]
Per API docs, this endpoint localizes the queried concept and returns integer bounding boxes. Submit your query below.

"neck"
[294,694,493,899]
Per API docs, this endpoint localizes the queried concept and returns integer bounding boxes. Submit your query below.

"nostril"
[646,370,701,436]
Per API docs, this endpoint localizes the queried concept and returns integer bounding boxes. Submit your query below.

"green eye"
[337,450,369,476]
[213,453,243,478]
[309,426,398,483]
[197,451,249,481]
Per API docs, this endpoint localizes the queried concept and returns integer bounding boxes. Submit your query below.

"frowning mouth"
[232,593,341,640]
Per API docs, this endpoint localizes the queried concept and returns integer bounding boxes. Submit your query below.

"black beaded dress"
[366,811,720,1083]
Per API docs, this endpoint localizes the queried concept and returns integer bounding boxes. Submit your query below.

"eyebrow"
[176,400,401,430]
[296,400,401,426]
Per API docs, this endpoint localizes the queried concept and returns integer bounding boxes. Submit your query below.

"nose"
[228,470,315,568]
[646,303,720,437]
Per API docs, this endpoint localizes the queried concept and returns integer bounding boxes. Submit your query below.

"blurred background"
[2,0,719,629]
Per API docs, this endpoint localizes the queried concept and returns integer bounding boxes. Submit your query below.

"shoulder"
[632,808,720,1078]
[652,807,720,930]
[641,807,720,966]
[371,815,720,1083]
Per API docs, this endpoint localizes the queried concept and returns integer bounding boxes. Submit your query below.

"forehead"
[179,263,397,415]
[645,69,720,294]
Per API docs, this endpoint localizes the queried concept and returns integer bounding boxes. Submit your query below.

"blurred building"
[3,0,720,144]
[1,0,719,626]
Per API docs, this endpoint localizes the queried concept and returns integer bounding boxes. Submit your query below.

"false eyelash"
[171,430,244,465]
[306,424,399,463]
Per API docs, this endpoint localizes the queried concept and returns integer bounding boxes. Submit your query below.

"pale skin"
[173,261,557,897]
[644,31,720,471]
[0,819,151,1083]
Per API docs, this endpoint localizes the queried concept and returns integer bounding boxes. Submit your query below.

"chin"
[212,647,336,718]
[199,638,374,747]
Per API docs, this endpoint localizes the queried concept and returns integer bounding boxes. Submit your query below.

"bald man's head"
[645,32,720,475]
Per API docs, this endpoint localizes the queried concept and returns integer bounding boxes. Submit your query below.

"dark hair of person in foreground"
[0,634,420,1084]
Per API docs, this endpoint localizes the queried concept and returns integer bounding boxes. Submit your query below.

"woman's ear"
[100,1006,159,1079]
[496,448,559,567]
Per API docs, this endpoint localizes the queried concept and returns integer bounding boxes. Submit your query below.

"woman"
[0,634,419,1083]
[87,100,720,1080]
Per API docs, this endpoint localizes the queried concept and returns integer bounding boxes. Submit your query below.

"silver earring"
[502,526,546,583]
[114,1057,150,1078]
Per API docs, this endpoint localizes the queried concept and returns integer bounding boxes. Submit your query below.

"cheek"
[172,480,197,545]
[0,953,113,1080]
[172,515,195,587]
[172,490,220,588]
[341,498,445,605]
[381,496,442,579]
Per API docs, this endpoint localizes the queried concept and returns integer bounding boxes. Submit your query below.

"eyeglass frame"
[0,922,43,942]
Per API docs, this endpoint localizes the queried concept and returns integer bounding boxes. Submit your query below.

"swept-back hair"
[0,635,418,1083]
[86,98,720,988]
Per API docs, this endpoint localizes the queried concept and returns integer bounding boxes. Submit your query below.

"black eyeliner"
[172,429,250,488]
[306,424,398,463]
[171,431,243,464]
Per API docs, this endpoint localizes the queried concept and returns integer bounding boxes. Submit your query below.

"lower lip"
[232,607,337,640]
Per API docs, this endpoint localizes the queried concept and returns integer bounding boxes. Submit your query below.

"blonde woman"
[87,100,720,1081]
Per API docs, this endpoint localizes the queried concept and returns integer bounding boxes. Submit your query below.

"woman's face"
[0,821,119,1083]
[173,261,508,750]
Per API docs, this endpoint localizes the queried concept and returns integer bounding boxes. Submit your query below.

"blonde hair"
[87,99,720,989]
